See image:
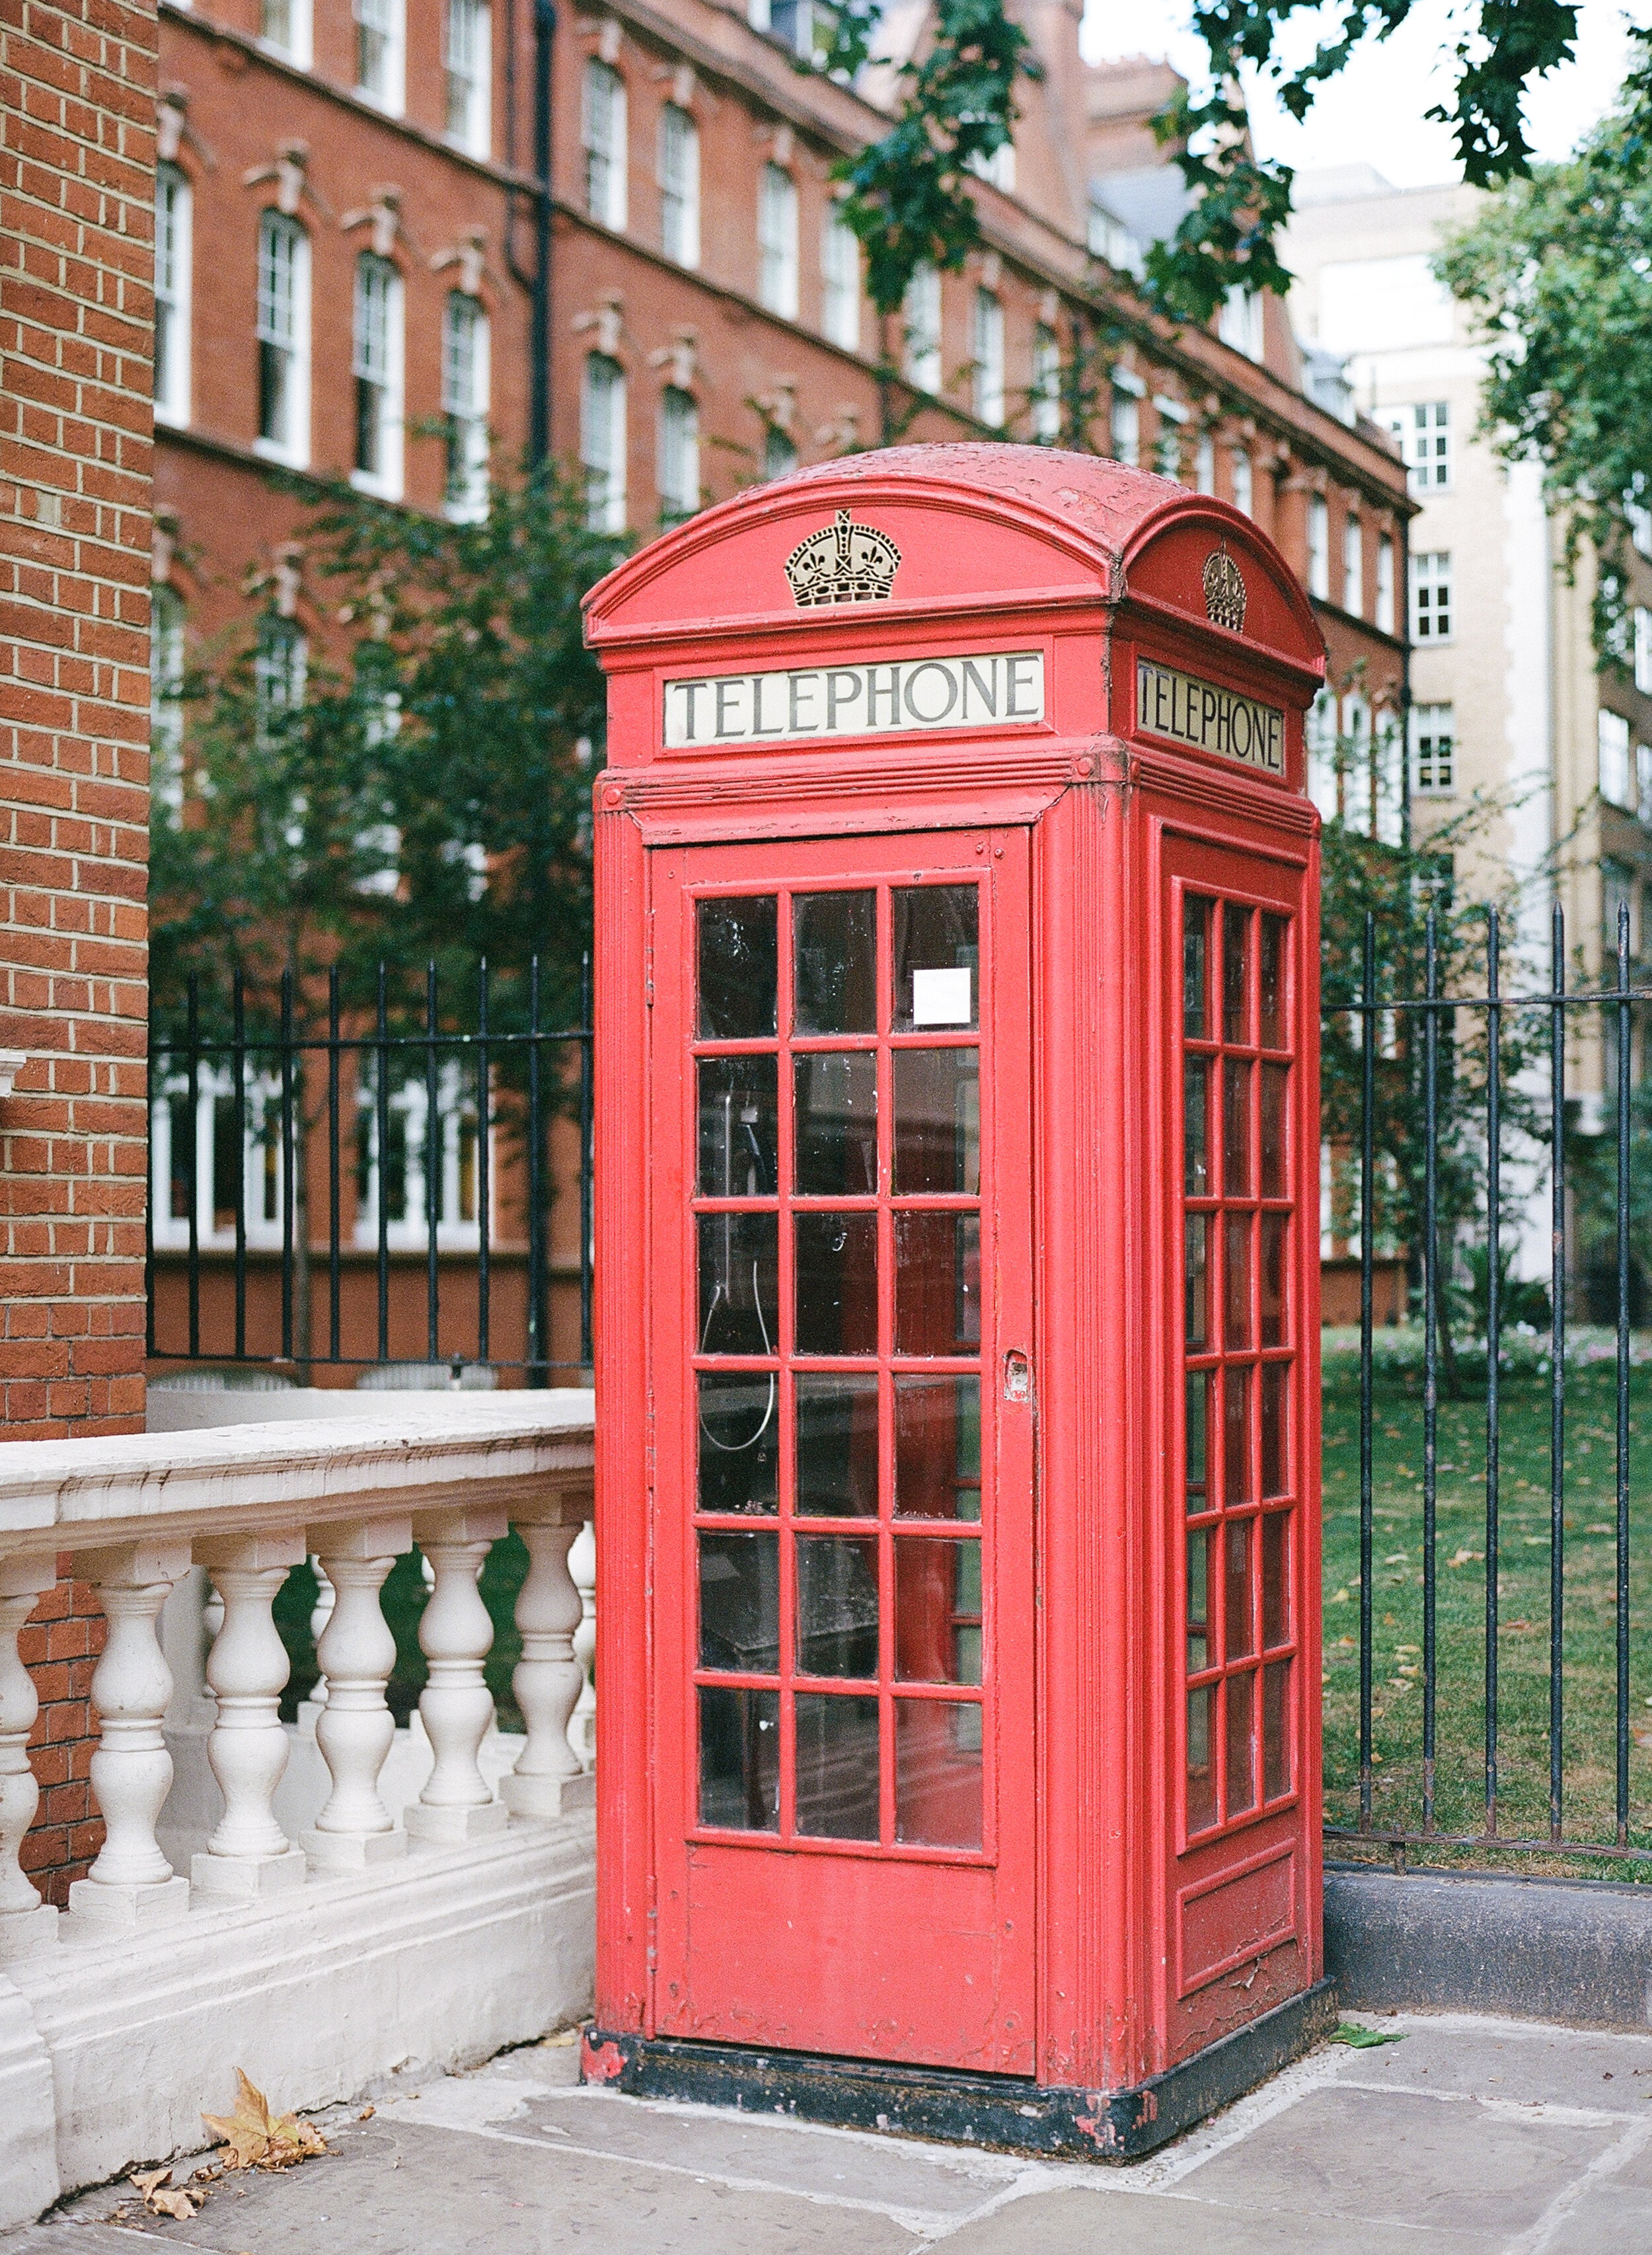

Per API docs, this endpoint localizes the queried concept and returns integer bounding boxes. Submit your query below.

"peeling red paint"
[1074,2098,1119,2151]
[581,2034,626,2086]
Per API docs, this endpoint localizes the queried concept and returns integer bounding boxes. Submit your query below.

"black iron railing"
[145,957,593,1382]
[1330,903,1649,1867]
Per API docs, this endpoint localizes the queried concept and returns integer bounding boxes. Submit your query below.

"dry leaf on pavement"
[202,2068,329,2171]
[129,2166,204,2220]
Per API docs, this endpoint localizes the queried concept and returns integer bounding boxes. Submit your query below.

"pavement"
[7,2012,1652,2253]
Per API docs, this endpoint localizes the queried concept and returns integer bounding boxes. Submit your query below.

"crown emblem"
[785,509,901,607]
[1203,546,1247,633]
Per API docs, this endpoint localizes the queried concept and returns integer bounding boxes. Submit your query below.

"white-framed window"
[151,1063,289,1251]
[1381,400,1450,492]
[1193,434,1215,493]
[757,0,835,60]
[659,386,699,524]
[821,202,859,351]
[355,1061,485,1252]
[583,61,627,230]
[1306,494,1330,600]
[1218,287,1264,361]
[1634,606,1652,696]
[154,163,191,427]
[444,0,490,156]
[151,583,185,825]
[764,424,798,480]
[903,264,942,392]
[580,352,626,531]
[1306,687,1337,821]
[1411,702,1455,795]
[1031,324,1059,443]
[260,0,311,65]
[1376,536,1396,634]
[972,289,1004,427]
[1087,198,1143,278]
[967,141,1015,193]
[1109,367,1143,467]
[254,613,307,731]
[659,103,700,268]
[1153,394,1187,479]
[1600,708,1633,807]
[758,164,799,318]
[1638,741,1652,824]
[1343,513,1363,615]
[1230,447,1252,517]
[354,0,404,113]
[1412,550,1452,642]
[1630,478,1652,560]
[255,211,309,465]
[352,254,403,499]
[442,291,490,522]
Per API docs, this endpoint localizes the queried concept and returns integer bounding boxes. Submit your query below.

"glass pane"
[893,885,978,1031]
[894,1048,979,1195]
[1260,1212,1287,1345]
[894,1375,981,1518]
[1223,1058,1252,1198]
[795,1691,880,1839]
[698,1685,779,1830]
[1183,1058,1209,1195]
[1222,903,1250,1044]
[1185,1215,1208,1348]
[1186,1528,1210,1674]
[1226,1668,1256,1816]
[894,1211,980,1354]
[1224,1365,1252,1504]
[796,1534,880,1678]
[1224,1212,1251,1347]
[697,1372,778,1513]
[795,1212,878,1354]
[698,1530,779,1672]
[1185,1369,1209,1512]
[698,895,776,1039]
[794,889,876,1034]
[698,1213,778,1357]
[1224,1517,1254,1660]
[895,1537,981,1684]
[1261,1362,1287,1495]
[698,1055,777,1197]
[1183,896,1210,1039]
[1260,1063,1288,1199]
[1259,914,1288,1048]
[794,1053,878,1196]
[1187,1684,1217,1832]
[1263,1658,1291,1799]
[796,1374,879,1516]
[1263,1510,1289,1647]
[895,1699,982,1849]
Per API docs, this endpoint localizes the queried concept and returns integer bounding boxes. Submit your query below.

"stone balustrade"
[0,1395,597,2229]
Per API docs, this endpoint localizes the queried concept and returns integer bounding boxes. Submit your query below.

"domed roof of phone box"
[584,443,1324,681]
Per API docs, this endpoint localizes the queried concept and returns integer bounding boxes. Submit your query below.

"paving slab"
[1324,2013,1652,2114]
[930,2185,1507,2254]
[1167,2082,1618,2235]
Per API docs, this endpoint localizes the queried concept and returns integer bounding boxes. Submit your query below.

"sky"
[1080,0,1652,188]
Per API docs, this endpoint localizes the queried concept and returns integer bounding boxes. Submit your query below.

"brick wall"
[3,0,158,1894]
[1,0,156,1440]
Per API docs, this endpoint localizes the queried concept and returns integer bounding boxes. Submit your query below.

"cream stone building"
[1285,165,1652,1142]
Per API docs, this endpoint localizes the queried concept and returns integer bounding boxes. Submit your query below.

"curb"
[1326,1863,1652,2029]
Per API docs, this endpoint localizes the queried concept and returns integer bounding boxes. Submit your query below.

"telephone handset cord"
[697,1257,776,1453]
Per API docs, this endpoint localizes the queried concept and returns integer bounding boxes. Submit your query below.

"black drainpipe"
[530,0,556,465]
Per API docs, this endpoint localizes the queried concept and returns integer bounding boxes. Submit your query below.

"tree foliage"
[1437,26,1652,659]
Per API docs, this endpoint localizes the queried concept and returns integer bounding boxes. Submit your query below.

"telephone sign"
[582,445,1330,2158]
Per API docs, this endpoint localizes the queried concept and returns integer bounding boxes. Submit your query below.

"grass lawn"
[1321,1355,1652,1870]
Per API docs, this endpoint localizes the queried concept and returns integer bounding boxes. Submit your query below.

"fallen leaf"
[130,2170,169,2197]
[359,2105,375,2120]
[203,2067,329,2172]
[1330,2021,1406,2049]
[543,2028,582,2048]
[129,2166,204,2220]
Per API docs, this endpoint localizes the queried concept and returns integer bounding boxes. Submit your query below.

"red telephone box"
[582,445,1330,2157]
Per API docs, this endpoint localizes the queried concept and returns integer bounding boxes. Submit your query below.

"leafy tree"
[1437,26,1652,659]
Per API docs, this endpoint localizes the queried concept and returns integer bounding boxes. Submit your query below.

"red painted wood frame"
[648,831,1036,2073]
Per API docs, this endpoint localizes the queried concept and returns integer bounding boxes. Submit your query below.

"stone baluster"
[67,1541,193,1932]
[568,1515,596,1767]
[192,1532,308,1896]
[0,1554,61,1955]
[301,1516,410,1869]
[405,1508,508,1844]
[305,1556,336,1713]
[501,1494,593,1822]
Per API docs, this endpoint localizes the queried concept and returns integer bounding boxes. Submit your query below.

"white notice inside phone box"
[912,967,973,1026]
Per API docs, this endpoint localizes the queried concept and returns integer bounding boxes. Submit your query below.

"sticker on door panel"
[913,967,973,1025]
